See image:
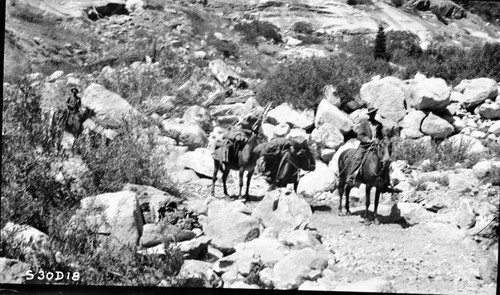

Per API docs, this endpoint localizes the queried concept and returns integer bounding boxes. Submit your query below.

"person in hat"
[67,88,81,114]
[346,107,384,185]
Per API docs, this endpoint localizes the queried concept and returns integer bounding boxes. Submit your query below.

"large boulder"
[82,83,140,128]
[139,223,196,248]
[161,120,208,150]
[488,121,500,135]
[267,103,314,130]
[204,200,261,254]
[209,59,246,88]
[1,223,49,254]
[179,260,221,288]
[297,161,337,198]
[261,248,329,289]
[360,76,407,123]
[390,203,434,225]
[454,78,498,109]
[311,123,344,150]
[454,198,476,229]
[420,113,454,138]
[447,169,480,192]
[446,134,487,156]
[0,258,31,284]
[177,148,214,178]
[473,160,500,179]
[176,236,212,259]
[478,101,500,119]
[123,183,179,224]
[320,84,341,107]
[234,238,290,267]
[252,189,312,232]
[315,99,354,135]
[278,230,321,250]
[405,78,451,111]
[182,105,212,133]
[400,110,426,139]
[70,190,144,249]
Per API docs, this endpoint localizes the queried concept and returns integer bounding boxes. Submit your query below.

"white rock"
[297,161,337,198]
[420,112,454,138]
[405,77,451,111]
[267,103,314,130]
[311,123,344,150]
[455,78,498,109]
[47,70,64,82]
[315,99,354,134]
[488,121,500,135]
[360,76,407,122]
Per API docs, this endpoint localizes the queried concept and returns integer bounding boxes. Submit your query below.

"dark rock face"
[86,3,129,21]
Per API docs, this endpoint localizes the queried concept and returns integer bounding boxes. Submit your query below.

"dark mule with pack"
[256,137,316,192]
[212,103,272,201]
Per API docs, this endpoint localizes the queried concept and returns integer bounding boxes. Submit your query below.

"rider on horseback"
[346,107,383,185]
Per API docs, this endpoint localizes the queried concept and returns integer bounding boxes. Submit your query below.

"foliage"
[374,27,388,61]
[296,34,324,45]
[1,81,80,232]
[391,137,485,171]
[208,38,239,59]
[385,30,423,62]
[292,22,313,34]
[347,0,373,5]
[257,53,397,111]
[234,20,283,45]
[391,0,404,8]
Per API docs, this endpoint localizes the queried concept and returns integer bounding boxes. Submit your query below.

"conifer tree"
[374,26,388,61]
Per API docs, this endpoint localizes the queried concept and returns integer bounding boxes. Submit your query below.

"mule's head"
[295,147,316,171]
[379,126,397,166]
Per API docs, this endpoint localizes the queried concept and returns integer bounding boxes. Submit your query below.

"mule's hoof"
[338,211,345,216]
[374,217,380,225]
[346,210,352,216]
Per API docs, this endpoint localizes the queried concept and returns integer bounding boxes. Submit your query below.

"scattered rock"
[335,277,395,292]
[360,76,407,122]
[47,70,64,82]
[400,110,426,138]
[278,230,321,249]
[82,83,140,128]
[477,102,500,119]
[454,198,476,229]
[264,248,328,289]
[176,236,211,259]
[177,148,214,177]
[234,237,290,267]
[267,103,314,130]
[252,188,312,232]
[447,169,479,192]
[405,78,451,111]
[179,260,221,288]
[311,123,344,150]
[447,134,487,155]
[205,200,260,254]
[455,78,498,109]
[315,99,354,134]
[297,161,336,198]
[70,190,144,249]
[0,258,31,284]
[420,112,454,138]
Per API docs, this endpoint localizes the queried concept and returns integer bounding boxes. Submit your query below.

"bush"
[392,137,483,171]
[208,38,239,59]
[347,0,373,5]
[292,22,313,34]
[2,81,79,232]
[296,34,324,45]
[234,20,282,45]
[257,54,397,111]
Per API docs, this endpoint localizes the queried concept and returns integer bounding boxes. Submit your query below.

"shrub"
[234,20,283,45]
[297,34,324,45]
[208,38,239,59]
[1,81,80,232]
[374,27,388,61]
[347,0,373,5]
[292,21,313,34]
[392,137,484,171]
[257,54,396,111]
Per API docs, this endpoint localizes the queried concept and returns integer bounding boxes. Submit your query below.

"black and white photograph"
[2,0,499,294]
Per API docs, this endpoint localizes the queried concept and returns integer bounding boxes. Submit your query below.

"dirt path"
[184,175,496,294]
[310,204,496,294]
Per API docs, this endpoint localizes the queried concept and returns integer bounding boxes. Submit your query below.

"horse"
[51,107,95,150]
[211,129,267,201]
[265,146,316,192]
[337,133,394,224]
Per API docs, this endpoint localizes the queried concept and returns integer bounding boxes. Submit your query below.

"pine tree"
[374,26,388,61]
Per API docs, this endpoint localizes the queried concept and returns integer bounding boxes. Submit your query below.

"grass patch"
[234,20,283,45]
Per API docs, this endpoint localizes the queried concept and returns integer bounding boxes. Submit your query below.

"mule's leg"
[373,186,381,225]
[338,178,345,215]
[245,169,254,201]
[293,181,298,192]
[238,167,245,199]
[365,185,372,221]
[212,160,219,197]
[345,185,352,215]
[222,167,230,197]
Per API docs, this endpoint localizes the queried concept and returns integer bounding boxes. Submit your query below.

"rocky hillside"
[2,0,499,293]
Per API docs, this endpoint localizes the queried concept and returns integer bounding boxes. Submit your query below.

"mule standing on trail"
[337,108,394,224]
[256,137,315,192]
[212,103,272,201]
